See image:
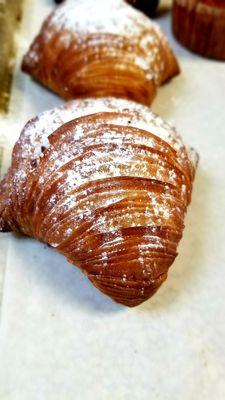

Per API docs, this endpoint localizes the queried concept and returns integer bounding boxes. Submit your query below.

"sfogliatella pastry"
[173,0,225,60]
[126,0,159,17]
[0,98,198,307]
[22,0,179,106]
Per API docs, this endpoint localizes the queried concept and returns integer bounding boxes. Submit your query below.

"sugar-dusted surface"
[22,0,179,103]
[39,0,169,81]
[0,97,194,306]
[50,0,156,35]
[4,97,192,230]
[17,97,187,160]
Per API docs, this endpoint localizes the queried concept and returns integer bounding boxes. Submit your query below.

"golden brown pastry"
[22,0,179,105]
[0,98,198,306]
[173,0,225,60]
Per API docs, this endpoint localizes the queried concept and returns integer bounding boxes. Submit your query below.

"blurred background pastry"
[173,0,225,60]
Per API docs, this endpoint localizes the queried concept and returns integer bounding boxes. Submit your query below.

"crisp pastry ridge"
[0,97,198,306]
[22,0,179,105]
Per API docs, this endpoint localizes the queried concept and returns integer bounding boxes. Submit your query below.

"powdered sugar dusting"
[10,97,191,227]
[22,97,185,156]
[28,0,174,84]
[0,97,196,306]
[49,0,158,37]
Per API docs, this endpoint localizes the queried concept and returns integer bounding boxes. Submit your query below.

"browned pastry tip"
[22,0,179,105]
[0,98,197,307]
[172,0,225,60]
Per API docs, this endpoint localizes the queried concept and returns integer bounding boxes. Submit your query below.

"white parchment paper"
[0,1,225,399]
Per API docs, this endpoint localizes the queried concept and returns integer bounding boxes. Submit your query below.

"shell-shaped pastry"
[0,98,197,306]
[173,0,225,60]
[22,0,179,105]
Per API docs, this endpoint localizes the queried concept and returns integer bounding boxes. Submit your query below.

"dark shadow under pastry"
[126,0,159,17]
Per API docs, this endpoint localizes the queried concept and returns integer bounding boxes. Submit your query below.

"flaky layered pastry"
[0,98,197,306]
[22,0,179,105]
[173,0,225,60]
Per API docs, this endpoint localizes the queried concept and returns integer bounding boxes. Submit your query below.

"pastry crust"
[0,98,197,306]
[22,0,179,105]
[173,0,225,60]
